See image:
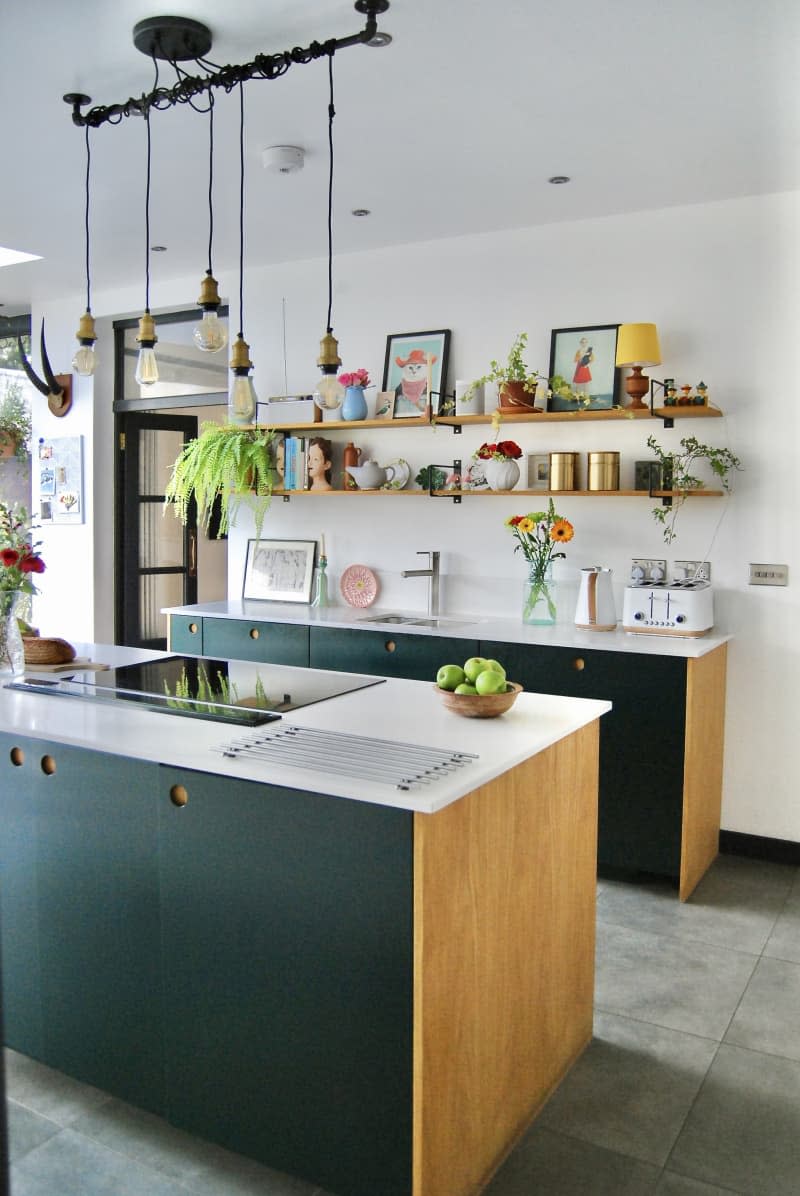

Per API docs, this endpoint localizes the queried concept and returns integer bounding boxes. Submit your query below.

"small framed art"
[547,324,620,411]
[382,329,451,418]
[527,453,550,490]
[374,391,396,419]
[243,538,316,603]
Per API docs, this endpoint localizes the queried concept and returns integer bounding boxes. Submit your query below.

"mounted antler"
[17,321,73,417]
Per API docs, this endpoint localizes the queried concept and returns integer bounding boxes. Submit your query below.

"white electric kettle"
[574,566,617,631]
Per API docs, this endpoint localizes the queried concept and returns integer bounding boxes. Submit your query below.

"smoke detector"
[262,145,305,175]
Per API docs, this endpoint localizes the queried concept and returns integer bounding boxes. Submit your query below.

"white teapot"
[345,460,399,489]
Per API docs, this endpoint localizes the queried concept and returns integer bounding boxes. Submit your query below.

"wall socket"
[631,558,667,583]
[749,563,789,586]
[674,560,711,582]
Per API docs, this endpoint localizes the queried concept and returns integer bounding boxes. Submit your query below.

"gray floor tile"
[668,1043,800,1195]
[597,866,788,955]
[485,1125,659,1195]
[724,956,800,1062]
[187,1141,322,1195]
[4,1050,112,1126]
[6,1101,60,1164]
[537,1011,717,1166]
[11,1127,193,1196]
[655,1173,739,1194]
[595,920,757,1040]
[764,875,800,964]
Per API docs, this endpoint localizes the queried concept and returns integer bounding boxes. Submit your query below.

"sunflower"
[518,517,535,534]
[550,518,574,543]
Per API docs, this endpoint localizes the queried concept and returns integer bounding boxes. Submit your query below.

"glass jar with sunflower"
[505,500,574,625]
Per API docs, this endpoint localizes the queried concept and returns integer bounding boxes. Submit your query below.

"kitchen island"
[0,647,609,1196]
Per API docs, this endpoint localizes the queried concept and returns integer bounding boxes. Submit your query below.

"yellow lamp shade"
[616,323,661,367]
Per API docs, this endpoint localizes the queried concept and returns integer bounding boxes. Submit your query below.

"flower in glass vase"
[505,500,574,625]
[0,503,45,594]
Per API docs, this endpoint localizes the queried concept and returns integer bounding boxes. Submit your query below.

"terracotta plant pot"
[497,380,538,413]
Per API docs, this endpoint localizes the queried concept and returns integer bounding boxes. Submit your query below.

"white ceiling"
[1,0,798,316]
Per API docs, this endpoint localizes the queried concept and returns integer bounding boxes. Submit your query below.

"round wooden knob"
[572,657,585,671]
[249,628,260,640]
[188,622,198,634]
[40,755,57,776]
[170,784,189,807]
[385,640,396,653]
[10,747,24,767]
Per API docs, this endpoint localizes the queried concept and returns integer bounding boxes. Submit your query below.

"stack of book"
[282,436,308,491]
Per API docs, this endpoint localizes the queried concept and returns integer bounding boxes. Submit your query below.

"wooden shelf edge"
[434,405,723,427]
[430,488,725,498]
[252,414,432,433]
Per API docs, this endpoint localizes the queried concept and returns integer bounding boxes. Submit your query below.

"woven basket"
[22,636,76,665]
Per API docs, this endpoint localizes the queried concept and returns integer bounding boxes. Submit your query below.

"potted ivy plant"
[164,422,278,539]
[645,433,742,543]
[0,379,32,461]
[466,332,543,413]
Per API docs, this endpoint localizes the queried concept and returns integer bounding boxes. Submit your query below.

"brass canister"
[549,452,579,491]
[587,451,620,491]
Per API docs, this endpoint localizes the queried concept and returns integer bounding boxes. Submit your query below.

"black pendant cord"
[326,52,336,336]
[206,95,215,277]
[83,124,92,313]
[144,110,152,313]
[237,81,245,340]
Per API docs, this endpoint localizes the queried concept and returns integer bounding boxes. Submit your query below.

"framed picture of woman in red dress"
[547,324,620,411]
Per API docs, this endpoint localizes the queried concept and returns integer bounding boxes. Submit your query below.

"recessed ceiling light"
[548,175,571,185]
[0,245,42,269]
[151,245,167,252]
[352,208,371,217]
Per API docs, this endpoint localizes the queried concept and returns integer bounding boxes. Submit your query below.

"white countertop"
[2,644,610,815]
[164,599,731,659]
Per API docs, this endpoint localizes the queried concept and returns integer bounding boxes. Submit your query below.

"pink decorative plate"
[340,564,379,608]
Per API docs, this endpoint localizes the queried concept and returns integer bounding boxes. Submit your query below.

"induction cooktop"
[7,655,386,727]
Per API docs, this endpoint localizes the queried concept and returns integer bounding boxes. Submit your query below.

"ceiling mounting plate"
[132,16,213,62]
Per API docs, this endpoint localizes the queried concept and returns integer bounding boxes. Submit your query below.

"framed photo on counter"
[382,329,450,418]
[548,324,620,411]
[243,538,316,603]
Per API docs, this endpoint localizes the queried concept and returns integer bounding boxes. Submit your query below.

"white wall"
[31,190,800,842]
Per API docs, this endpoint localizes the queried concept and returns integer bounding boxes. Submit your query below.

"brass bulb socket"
[136,312,158,345]
[317,331,342,371]
[75,311,97,344]
[197,273,222,309]
[229,335,253,371]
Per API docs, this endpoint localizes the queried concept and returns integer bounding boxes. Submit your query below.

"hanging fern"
[164,422,277,539]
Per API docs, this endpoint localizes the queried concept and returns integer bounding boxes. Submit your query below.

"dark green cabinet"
[0,736,163,1109]
[158,765,413,1196]
[309,625,478,682]
[168,614,204,654]
[481,640,687,880]
[203,616,308,665]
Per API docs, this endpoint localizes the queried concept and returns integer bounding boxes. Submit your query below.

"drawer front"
[169,615,204,655]
[203,619,309,666]
[310,627,480,683]
[482,639,687,880]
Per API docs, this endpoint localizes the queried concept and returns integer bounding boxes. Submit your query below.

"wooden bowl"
[434,681,523,719]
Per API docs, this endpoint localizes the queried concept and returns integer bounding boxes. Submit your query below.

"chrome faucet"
[401,551,440,616]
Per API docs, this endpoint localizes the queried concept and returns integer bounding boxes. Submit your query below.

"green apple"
[463,656,489,684]
[436,663,466,691]
[484,659,507,680]
[475,669,508,696]
[454,682,477,695]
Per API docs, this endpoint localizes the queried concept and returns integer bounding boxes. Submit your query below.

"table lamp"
[616,323,661,409]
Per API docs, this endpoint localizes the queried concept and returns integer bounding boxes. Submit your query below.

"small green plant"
[461,332,542,405]
[164,422,277,539]
[0,379,32,461]
[645,434,742,543]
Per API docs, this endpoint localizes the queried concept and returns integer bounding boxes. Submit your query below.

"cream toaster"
[622,579,714,637]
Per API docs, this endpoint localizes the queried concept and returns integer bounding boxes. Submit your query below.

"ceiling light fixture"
[72,116,97,377]
[228,83,257,425]
[134,107,159,388]
[193,97,228,353]
[313,52,344,413]
[548,175,571,185]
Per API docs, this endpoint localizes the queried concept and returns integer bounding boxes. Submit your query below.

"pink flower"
[338,368,371,388]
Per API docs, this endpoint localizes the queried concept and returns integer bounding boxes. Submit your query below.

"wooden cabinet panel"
[202,618,309,666]
[309,626,479,682]
[481,640,687,880]
[158,765,413,1196]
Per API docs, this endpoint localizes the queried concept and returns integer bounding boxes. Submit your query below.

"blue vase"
[342,385,368,421]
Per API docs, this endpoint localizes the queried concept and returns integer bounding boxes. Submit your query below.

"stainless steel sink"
[357,613,475,630]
